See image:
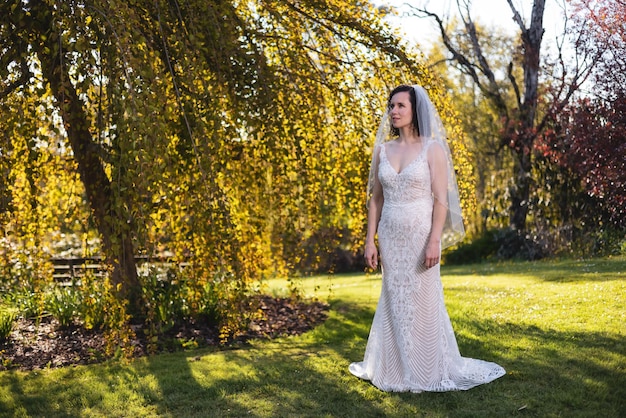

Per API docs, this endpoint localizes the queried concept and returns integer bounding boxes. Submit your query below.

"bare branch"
[427,57,455,70]
[405,5,482,86]
[462,12,497,87]
[505,0,526,32]
[406,2,509,118]
[507,61,521,107]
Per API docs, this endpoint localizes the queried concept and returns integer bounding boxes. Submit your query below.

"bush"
[78,273,109,330]
[8,290,44,320]
[140,267,192,333]
[46,287,80,328]
[443,230,501,264]
[571,227,626,257]
[0,309,16,342]
[444,228,545,264]
[494,229,545,261]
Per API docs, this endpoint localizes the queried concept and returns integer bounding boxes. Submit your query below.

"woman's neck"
[397,126,421,143]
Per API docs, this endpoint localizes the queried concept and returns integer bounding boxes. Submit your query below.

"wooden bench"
[51,256,107,282]
[51,256,191,284]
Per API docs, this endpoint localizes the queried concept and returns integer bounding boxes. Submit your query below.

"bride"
[349,85,505,392]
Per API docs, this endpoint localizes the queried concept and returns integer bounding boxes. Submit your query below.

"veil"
[366,85,466,249]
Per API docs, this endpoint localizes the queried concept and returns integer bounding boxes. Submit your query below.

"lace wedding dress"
[349,143,505,392]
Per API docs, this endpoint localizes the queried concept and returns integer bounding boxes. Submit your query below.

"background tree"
[409,0,604,234]
[425,25,522,232]
[532,0,626,250]
[569,0,626,99]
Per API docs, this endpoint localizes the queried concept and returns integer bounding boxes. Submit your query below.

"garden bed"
[0,295,329,371]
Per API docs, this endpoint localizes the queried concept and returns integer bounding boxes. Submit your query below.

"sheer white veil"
[366,85,466,249]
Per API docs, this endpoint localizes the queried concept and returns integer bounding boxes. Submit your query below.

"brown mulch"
[0,295,329,371]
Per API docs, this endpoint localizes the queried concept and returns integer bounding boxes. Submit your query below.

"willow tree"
[0,0,473,323]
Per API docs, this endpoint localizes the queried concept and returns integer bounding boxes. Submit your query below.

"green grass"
[0,257,624,417]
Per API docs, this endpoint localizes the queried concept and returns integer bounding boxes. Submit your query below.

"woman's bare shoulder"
[426,140,446,161]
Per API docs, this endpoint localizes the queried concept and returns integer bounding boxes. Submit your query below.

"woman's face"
[388,91,413,131]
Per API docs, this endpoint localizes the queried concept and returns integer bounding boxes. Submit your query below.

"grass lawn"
[0,256,624,417]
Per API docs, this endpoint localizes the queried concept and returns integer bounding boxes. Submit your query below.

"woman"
[349,85,505,392]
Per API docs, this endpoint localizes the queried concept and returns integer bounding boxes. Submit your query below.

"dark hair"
[388,85,420,137]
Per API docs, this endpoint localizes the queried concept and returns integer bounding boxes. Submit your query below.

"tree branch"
[407,3,509,119]
[507,61,522,107]
[458,2,497,86]
[505,0,526,32]
[0,59,30,101]
[406,6,481,85]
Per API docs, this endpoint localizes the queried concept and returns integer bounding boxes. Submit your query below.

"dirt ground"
[0,295,329,371]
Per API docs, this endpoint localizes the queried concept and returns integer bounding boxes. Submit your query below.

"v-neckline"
[382,143,426,175]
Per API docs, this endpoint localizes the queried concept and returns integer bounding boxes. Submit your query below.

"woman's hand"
[364,242,379,270]
[424,240,441,269]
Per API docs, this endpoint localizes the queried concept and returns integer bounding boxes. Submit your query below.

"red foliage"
[537,1,626,227]
[569,0,626,97]
[537,96,626,227]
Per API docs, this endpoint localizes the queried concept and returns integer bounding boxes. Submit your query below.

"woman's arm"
[425,142,448,268]
[365,147,384,270]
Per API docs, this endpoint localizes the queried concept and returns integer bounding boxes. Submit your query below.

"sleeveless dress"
[349,142,505,392]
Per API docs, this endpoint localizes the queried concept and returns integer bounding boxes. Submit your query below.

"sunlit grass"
[0,256,624,417]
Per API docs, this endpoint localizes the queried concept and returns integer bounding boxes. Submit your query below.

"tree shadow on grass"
[0,363,120,417]
[100,301,626,416]
[1,299,623,417]
[452,315,626,417]
[131,292,623,417]
[139,300,511,417]
[137,302,395,417]
[443,257,626,282]
[0,302,376,417]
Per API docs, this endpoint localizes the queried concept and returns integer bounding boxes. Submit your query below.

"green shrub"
[139,267,206,352]
[0,309,17,342]
[571,226,626,257]
[197,280,223,327]
[444,228,545,265]
[78,273,108,330]
[140,267,194,333]
[8,290,44,320]
[443,230,500,265]
[46,287,80,328]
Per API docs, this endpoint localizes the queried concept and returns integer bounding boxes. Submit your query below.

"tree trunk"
[509,146,532,230]
[414,0,547,232]
[31,2,141,313]
[506,0,545,231]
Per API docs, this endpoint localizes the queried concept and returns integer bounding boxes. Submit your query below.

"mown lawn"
[0,257,624,417]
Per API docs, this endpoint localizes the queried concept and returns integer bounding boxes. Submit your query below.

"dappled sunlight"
[1,259,624,416]
[449,309,624,415]
[444,275,624,335]
[173,345,394,417]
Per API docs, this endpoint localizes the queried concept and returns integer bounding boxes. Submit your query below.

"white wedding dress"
[349,143,505,392]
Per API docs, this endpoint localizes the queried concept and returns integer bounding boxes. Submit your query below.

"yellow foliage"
[0,0,475,337]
